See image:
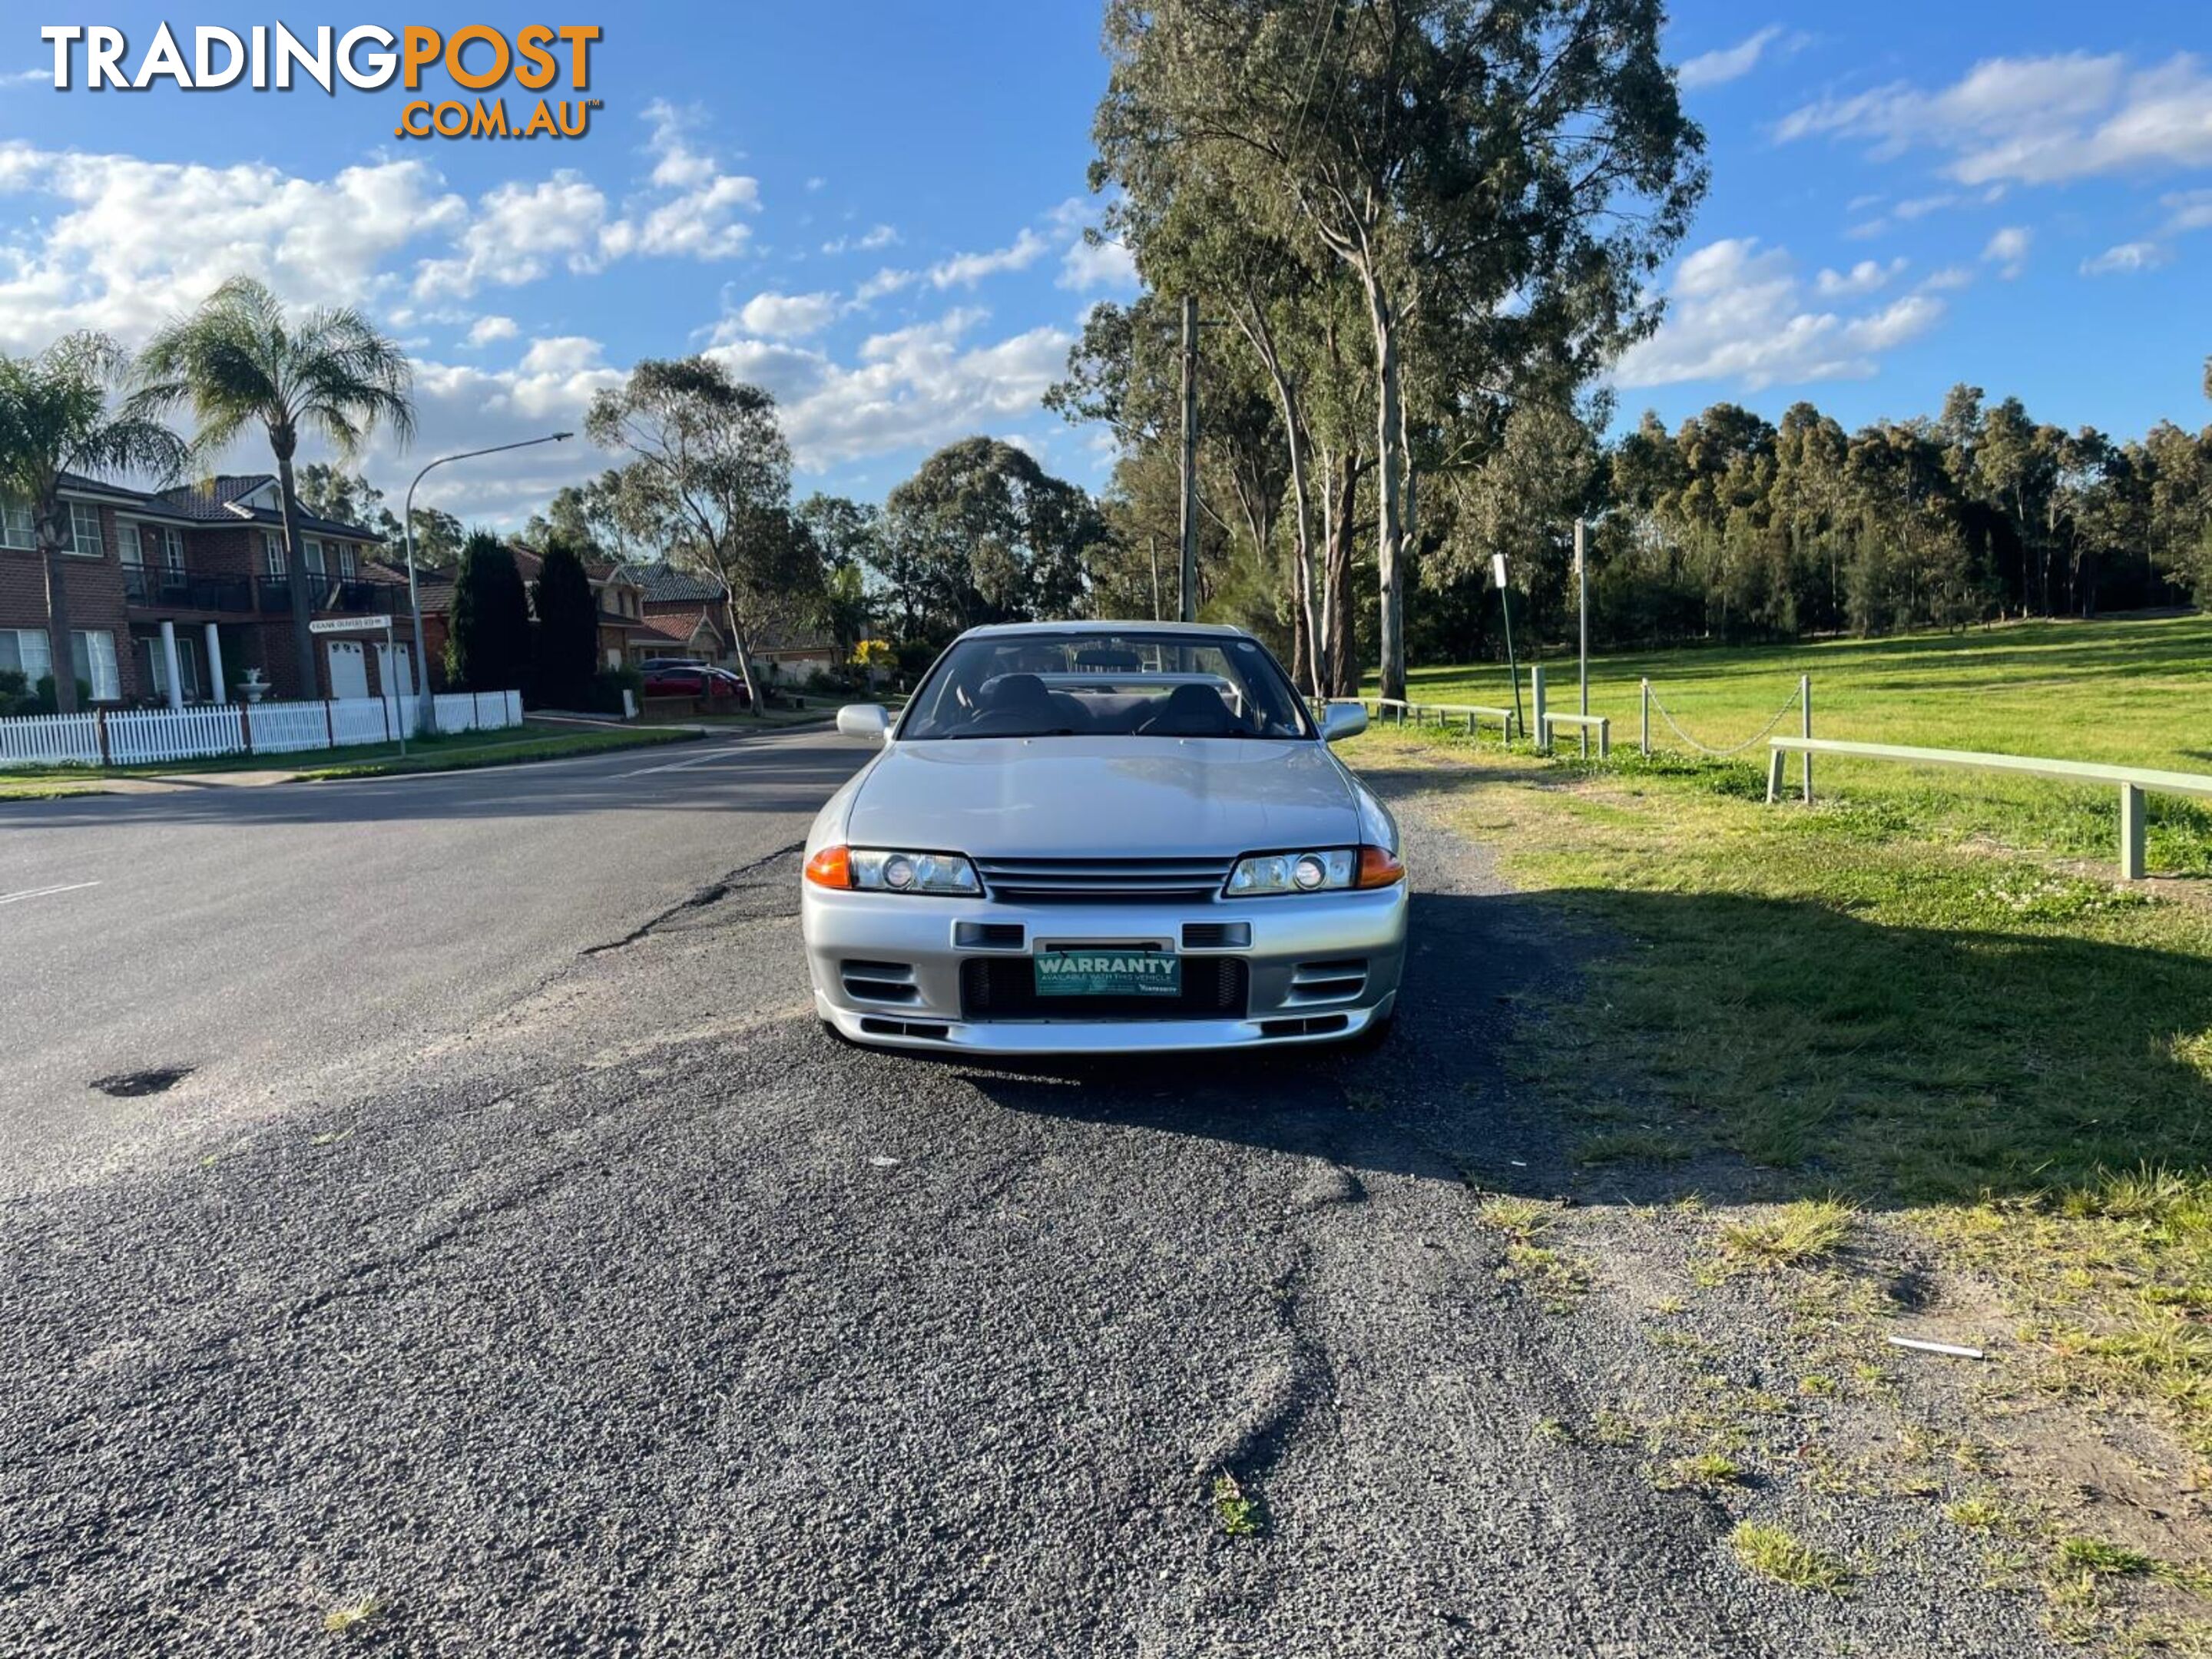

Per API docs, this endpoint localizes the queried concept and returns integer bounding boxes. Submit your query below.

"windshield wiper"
[945,727,1082,740]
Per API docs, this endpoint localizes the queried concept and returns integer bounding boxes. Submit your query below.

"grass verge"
[1343,715,2212,1454]
[296,725,694,779]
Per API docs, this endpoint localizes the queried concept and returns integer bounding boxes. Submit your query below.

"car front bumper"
[802,883,1409,1055]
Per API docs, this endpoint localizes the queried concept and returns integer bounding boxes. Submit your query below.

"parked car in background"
[643,664,750,706]
[802,621,1406,1055]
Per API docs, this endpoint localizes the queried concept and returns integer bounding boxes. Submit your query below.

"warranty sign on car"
[1034,949,1182,997]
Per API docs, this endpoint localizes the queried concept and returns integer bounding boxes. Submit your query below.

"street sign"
[310,615,394,634]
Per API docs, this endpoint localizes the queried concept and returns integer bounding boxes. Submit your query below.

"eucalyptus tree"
[585,357,813,711]
[1096,0,1705,698]
[878,438,1104,631]
[132,276,415,692]
[0,333,189,713]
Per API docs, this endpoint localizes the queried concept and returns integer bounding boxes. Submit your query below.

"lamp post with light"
[400,432,573,730]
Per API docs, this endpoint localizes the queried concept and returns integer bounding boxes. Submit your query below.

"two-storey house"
[0,472,399,707]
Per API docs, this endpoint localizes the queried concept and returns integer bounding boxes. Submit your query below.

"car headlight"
[1225,848,1356,896]
[805,844,980,896]
[1224,845,1404,896]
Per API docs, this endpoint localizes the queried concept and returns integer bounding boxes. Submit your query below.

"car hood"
[844,737,1359,858]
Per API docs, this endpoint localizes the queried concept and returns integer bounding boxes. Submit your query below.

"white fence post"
[1800,674,1813,804]
[1531,664,1549,753]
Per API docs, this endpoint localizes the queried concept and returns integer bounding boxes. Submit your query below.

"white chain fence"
[1644,681,1805,757]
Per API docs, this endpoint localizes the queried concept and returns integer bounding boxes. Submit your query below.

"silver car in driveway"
[801,622,1408,1055]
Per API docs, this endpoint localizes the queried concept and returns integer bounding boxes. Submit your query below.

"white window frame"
[338,542,358,580]
[2,628,54,684]
[264,531,286,577]
[303,538,327,577]
[0,499,35,551]
[159,525,184,573]
[69,629,119,700]
[68,503,104,559]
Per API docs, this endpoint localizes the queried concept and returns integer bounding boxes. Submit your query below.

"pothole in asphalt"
[91,1065,194,1098]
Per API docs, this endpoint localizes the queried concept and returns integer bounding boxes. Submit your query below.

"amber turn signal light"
[1355,844,1405,889]
[804,845,853,889]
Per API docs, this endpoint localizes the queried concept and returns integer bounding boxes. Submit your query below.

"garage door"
[325,640,369,700]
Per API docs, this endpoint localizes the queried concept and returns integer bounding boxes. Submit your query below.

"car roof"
[955,620,1250,641]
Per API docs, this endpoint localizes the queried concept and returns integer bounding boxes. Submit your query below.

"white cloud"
[1920,265,1975,291]
[2081,240,2172,276]
[821,224,899,255]
[465,314,518,346]
[412,172,610,300]
[0,143,466,349]
[601,101,762,263]
[928,228,1050,289]
[1777,51,2212,185]
[1982,225,2032,278]
[1678,26,1796,91]
[805,177,826,193]
[1813,257,1906,297]
[730,290,843,339]
[2164,189,2212,233]
[1892,193,1959,220]
[705,306,1073,467]
[1612,237,1946,391]
[1058,234,1138,293]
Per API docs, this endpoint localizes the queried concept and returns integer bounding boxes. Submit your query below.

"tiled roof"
[153,475,378,540]
[623,561,727,604]
[651,608,724,646]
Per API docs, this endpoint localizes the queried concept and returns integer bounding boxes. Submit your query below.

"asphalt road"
[0,733,2057,1655]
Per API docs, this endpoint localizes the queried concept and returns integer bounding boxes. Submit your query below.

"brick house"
[614,561,841,680]
[395,543,654,685]
[0,472,399,707]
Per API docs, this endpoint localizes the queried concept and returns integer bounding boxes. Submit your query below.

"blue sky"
[2,4,2207,524]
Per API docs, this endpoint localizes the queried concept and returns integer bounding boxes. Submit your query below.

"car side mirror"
[1320,702,1367,743]
[837,704,892,742]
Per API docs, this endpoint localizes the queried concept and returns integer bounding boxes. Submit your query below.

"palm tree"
[0,334,188,714]
[131,277,415,694]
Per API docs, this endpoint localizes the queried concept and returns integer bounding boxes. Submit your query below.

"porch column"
[158,620,184,710]
[203,623,227,704]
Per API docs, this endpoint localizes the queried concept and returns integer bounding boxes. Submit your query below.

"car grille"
[959,956,1248,1021]
[972,856,1233,905]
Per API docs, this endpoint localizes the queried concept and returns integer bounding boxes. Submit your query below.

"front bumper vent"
[1181,921,1250,950]
[955,921,1026,950]
[1285,959,1367,1005]
[841,959,919,1003]
[960,956,1248,1022]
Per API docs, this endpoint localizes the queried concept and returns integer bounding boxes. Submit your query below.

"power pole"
[1178,295,1199,623]
[1147,535,1161,621]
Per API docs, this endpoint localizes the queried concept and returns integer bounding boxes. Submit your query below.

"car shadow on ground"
[931,882,2212,1217]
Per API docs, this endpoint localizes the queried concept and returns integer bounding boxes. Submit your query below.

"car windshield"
[899,631,1313,741]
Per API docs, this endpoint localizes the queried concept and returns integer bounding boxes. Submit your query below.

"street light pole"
[402,432,573,731]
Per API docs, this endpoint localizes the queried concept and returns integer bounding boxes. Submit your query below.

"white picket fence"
[0,690,525,768]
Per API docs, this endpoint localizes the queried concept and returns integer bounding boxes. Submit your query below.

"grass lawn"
[1394,611,2212,876]
[0,722,693,790]
[1343,667,2212,1457]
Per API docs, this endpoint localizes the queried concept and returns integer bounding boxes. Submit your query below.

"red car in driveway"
[641,664,750,706]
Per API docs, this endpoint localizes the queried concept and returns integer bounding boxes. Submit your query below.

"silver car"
[801,622,1408,1055]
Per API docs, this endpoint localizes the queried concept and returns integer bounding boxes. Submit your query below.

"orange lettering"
[444,25,509,91]
[401,27,440,90]
[514,24,557,90]
[558,25,601,90]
